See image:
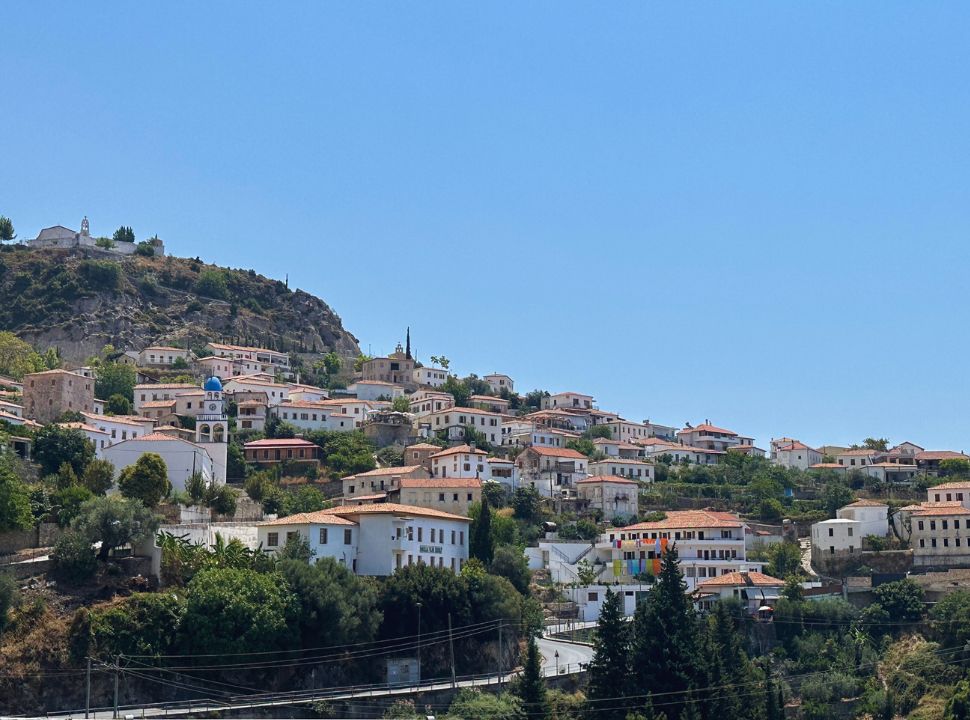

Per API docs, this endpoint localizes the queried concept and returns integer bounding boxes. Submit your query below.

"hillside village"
[0,237,969,717]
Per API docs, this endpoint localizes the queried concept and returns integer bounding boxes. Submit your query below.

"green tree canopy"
[178,567,298,656]
[489,545,530,595]
[194,270,229,300]
[95,362,136,403]
[470,495,494,564]
[118,453,171,507]
[34,424,95,477]
[112,225,135,243]
[586,587,631,720]
[0,216,15,242]
[72,495,159,560]
[105,393,132,416]
[514,635,548,720]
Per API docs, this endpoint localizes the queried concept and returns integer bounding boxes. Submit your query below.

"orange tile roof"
[678,423,737,436]
[696,571,785,589]
[260,511,356,527]
[590,458,653,466]
[327,502,471,522]
[399,477,482,489]
[347,465,426,478]
[916,451,969,461]
[842,499,888,508]
[928,481,970,490]
[430,406,502,416]
[912,504,970,517]
[431,444,488,459]
[575,475,638,486]
[809,463,845,469]
[525,446,587,460]
[58,422,108,434]
[134,383,197,390]
[244,438,318,448]
[407,443,443,451]
[140,400,176,409]
[621,510,743,531]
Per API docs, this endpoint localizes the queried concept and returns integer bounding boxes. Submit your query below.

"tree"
[195,270,229,300]
[515,635,548,720]
[73,496,159,560]
[946,680,970,720]
[34,425,95,477]
[308,430,377,475]
[0,459,33,532]
[931,590,970,649]
[629,545,700,720]
[489,545,530,595]
[566,438,596,457]
[512,486,542,522]
[586,587,630,720]
[226,441,248,482]
[105,393,131,415]
[280,485,330,516]
[940,458,970,478]
[135,240,155,256]
[278,558,381,647]
[765,541,803,579]
[316,352,342,387]
[391,395,410,413]
[872,578,925,622]
[863,438,890,452]
[51,531,99,583]
[95,363,136,403]
[0,332,50,380]
[822,479,854,517]
[0,216,15,242]
[81,459,115,496]
[470,496,494,564]
[588,425,612,440]
[442,375,470,407]
[178,568,297,656]
[112,226,135,243]
[447,689,525,720]
[118,453,171,507]
[208,485,238,517]
[95,237,116,250]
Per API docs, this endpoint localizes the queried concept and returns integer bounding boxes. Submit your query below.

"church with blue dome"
[196,376,228,483]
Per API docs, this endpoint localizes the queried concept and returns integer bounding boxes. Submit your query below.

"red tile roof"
[678,423,737,436]
[575,475,638,486]
[912,503,970,517]
[916,451,969,461]
[260,512,357,527]
[431,444,488,459]
[244,438,318,448]
[525,447,587,460]
[346,465,426,479]
[842,499,888,508]
[621,510,743,531]
[696,571,785,588]
[399,477,482,489]
[327,502,471,522]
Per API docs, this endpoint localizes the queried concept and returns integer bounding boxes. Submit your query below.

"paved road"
[39,633,592,719]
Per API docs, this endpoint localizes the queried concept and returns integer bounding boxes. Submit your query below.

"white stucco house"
[837,499,889,538]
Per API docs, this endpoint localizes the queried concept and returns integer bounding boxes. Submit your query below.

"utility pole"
[448,613,457,688]
[85,657,91,719]
[416,602,422,686]
[113,655,120,719]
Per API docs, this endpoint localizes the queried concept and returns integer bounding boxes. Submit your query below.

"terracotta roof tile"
[399,477,482,489]
[696,571,785,588]
[621,510,743,531]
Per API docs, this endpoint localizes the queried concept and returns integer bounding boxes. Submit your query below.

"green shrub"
[51,532,98,584]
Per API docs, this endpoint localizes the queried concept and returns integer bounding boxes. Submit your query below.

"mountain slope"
[0,245,359,364]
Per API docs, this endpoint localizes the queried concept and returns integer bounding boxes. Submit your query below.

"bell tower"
[196,376,228,484]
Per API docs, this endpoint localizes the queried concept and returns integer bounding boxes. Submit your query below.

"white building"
[424,407,503,446]
[909,503,970,569]
[286,383,330,403]
[256,504,470,575]
[59,422,111,454]
[347,380,406,402]
[133,383,198,414]
[566,584,651,622]
[409,392,455,417]
[430,444,488,479]
[588,458,654,483]
[103,432,217,492]
[484,374,513,395]
[413,367,449,388]
[770,438,823,470]
[195,377,229,484]
[515,446,589,497]
[694,570,785,614]
[677,423,754,453]
[811,519,861,559]
[138,346,192,368]
[928,481,970,508]
[223,377,289,406]
[541,392,594,412]
[836,499,889,538]
[206,342,292,379]
[595,510,760,591]
[576,475,638,519]
[82,412,155,445]
[485,458,518,489]
[274,401,358,432]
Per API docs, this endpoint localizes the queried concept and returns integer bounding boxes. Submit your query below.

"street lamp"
[416,602,423,684]
[554,650,560,676]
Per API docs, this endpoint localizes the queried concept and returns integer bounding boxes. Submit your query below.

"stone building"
[23,369,95,424]
[361,344,416,387]
[28,217,165,256]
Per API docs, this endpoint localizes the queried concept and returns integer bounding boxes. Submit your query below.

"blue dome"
[203,376,223,392]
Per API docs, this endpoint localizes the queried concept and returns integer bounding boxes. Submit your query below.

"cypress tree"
[586,587,631,720]
[470,494,494,564]
[705,602,745,720]
[629,545,701,720]
[764,668,783,720]
[517,635,549,720]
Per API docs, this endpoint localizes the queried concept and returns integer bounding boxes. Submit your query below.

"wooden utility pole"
[113,655,120,719]
[448,613,456,688]
[85,657,91,719]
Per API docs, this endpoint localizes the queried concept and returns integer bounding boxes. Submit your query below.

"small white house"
[811,518,861,557]
[575,475,638,519]
[588,458,654,483]
[413,367,449,388]
[102,432,218,492]
[347,380,406,402]
[430,444,488,479]
[484,373,513,395]
[837,499,889,538]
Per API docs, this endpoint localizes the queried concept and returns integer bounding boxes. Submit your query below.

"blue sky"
[3,3,969,451]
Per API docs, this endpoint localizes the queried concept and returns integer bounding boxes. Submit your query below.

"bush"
[78,260,123,292]
[73,495,160,560]
[118,453,171,507]
[194,270,229,300]
[70,592,184,662]
[51,532,98,584]
[0,573,21,632]
[208,485,238,517]
[134,241,155,257]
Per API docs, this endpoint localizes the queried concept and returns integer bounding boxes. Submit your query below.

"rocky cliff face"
[0,245,360,364]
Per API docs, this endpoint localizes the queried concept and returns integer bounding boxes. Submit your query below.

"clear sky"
[3,3,969,451]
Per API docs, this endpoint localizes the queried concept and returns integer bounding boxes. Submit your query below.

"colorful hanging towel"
[653,558,661,575]
[613,559,622,577]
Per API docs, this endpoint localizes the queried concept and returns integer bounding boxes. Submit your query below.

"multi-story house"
[257,504,471,575]
[484,373,513,395]
[541,392,594,412]
[429,444,488,479]
[908,503,970,568]
[222,377,289,407]
[413,367,449,388]
[595,510,760,591]
[394,477,482,516]
[206,342,292,379]
[677,422,753,453]
[424,407,502,446]
[469,395,510,414]
[836,448,885,468]
[409,391,455,417]
[588,458,654,483]
[342,465,430,499]
[137,346,192,368]
[133,383,203,414]
[361,346,415,386]
[836,499,889,538]
[23,369,95,424]
[576,475,638,519]
[916,450,970,476]
[243,438,320,468]
[515,446,588,497]
[770,438,823,470]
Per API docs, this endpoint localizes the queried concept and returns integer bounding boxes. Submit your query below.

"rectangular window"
[319,528,328,544]
[267,532,279,547]
[344,529,352,544]
[417,527,423,542]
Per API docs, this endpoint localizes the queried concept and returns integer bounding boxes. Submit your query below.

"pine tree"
[764,667,783,720]
[517,635,549,720]
[704,602,745,720]
[586,587,631,720]
[470,494,493,564]
[629,545,701,720]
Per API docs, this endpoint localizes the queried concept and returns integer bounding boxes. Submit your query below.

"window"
[438,493,445,502]
[430,529,436,543]
[828,527,834,537]
[343,529,352,544]
[319,528,328,544]
[847,527,853,537]
[459,531,464,545]
[267,532,279,547]
[588,592,599,602]
[286,531,299,543]
[918,521,925,531]
[417,528,423,542]
[931,521,937,530]
[451,530,456,544]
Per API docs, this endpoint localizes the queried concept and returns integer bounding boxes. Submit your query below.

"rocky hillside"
[0,245,360,364]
